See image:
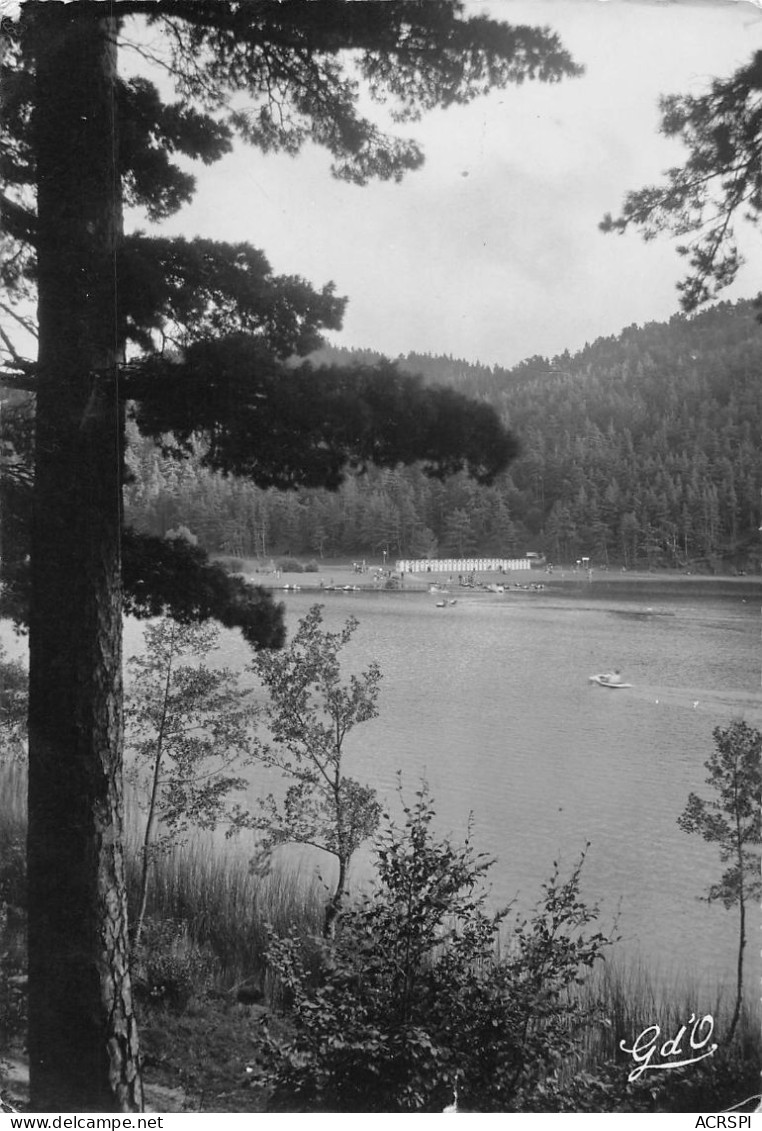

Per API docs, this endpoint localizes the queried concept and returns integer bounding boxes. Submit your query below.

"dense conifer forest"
[123,299,762,571]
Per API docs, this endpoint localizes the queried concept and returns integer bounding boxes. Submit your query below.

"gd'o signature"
[620,1013,718,1082]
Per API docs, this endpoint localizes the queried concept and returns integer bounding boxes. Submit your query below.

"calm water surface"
[119,581,760,994]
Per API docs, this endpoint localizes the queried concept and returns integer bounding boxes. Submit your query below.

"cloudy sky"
[139,0,762,369]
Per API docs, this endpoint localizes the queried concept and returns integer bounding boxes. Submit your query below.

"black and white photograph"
[0,0,760,1118]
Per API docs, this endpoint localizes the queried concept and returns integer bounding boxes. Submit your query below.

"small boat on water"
[589,672,632,689]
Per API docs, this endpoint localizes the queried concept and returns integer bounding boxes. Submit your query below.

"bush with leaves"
[131,919,212,1012]
[261,785,612,1112]
[275,557,304,573]
[248,606,381,934]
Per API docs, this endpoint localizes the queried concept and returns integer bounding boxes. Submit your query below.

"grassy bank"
[1,762,759,1112]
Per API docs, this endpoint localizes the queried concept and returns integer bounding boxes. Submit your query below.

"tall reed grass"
[573,954,759,1069]
[122,776,327,986]
[1,759,758,1074]
[123,831,326,984]
[1,763,326,988]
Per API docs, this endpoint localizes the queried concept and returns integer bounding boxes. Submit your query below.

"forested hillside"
[124,300,762,571]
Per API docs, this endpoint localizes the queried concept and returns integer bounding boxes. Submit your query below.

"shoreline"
[235,559,762,601]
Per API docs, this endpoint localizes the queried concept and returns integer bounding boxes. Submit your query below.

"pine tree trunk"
[26,7,143,1111]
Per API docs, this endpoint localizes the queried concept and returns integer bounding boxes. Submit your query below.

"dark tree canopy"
[128,345,518,489]
[132,0,581,183]
[121,528,286,648]
[119,234,346,353]
[601,49,762,312]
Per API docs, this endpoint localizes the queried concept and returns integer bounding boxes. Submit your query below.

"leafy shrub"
[262,785,611,1112]
[164,525,198,546]
[276,557,304,573]
[132,919,211,1011]
[304,560,320,573]
[248,606,381,935]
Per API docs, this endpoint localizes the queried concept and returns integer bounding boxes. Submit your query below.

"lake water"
[132,579,761,999]
[10,578,761,997]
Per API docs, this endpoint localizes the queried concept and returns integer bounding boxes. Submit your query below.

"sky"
[135,0,762,368]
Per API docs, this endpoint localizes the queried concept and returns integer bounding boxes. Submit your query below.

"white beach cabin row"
[395,558,532,574]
